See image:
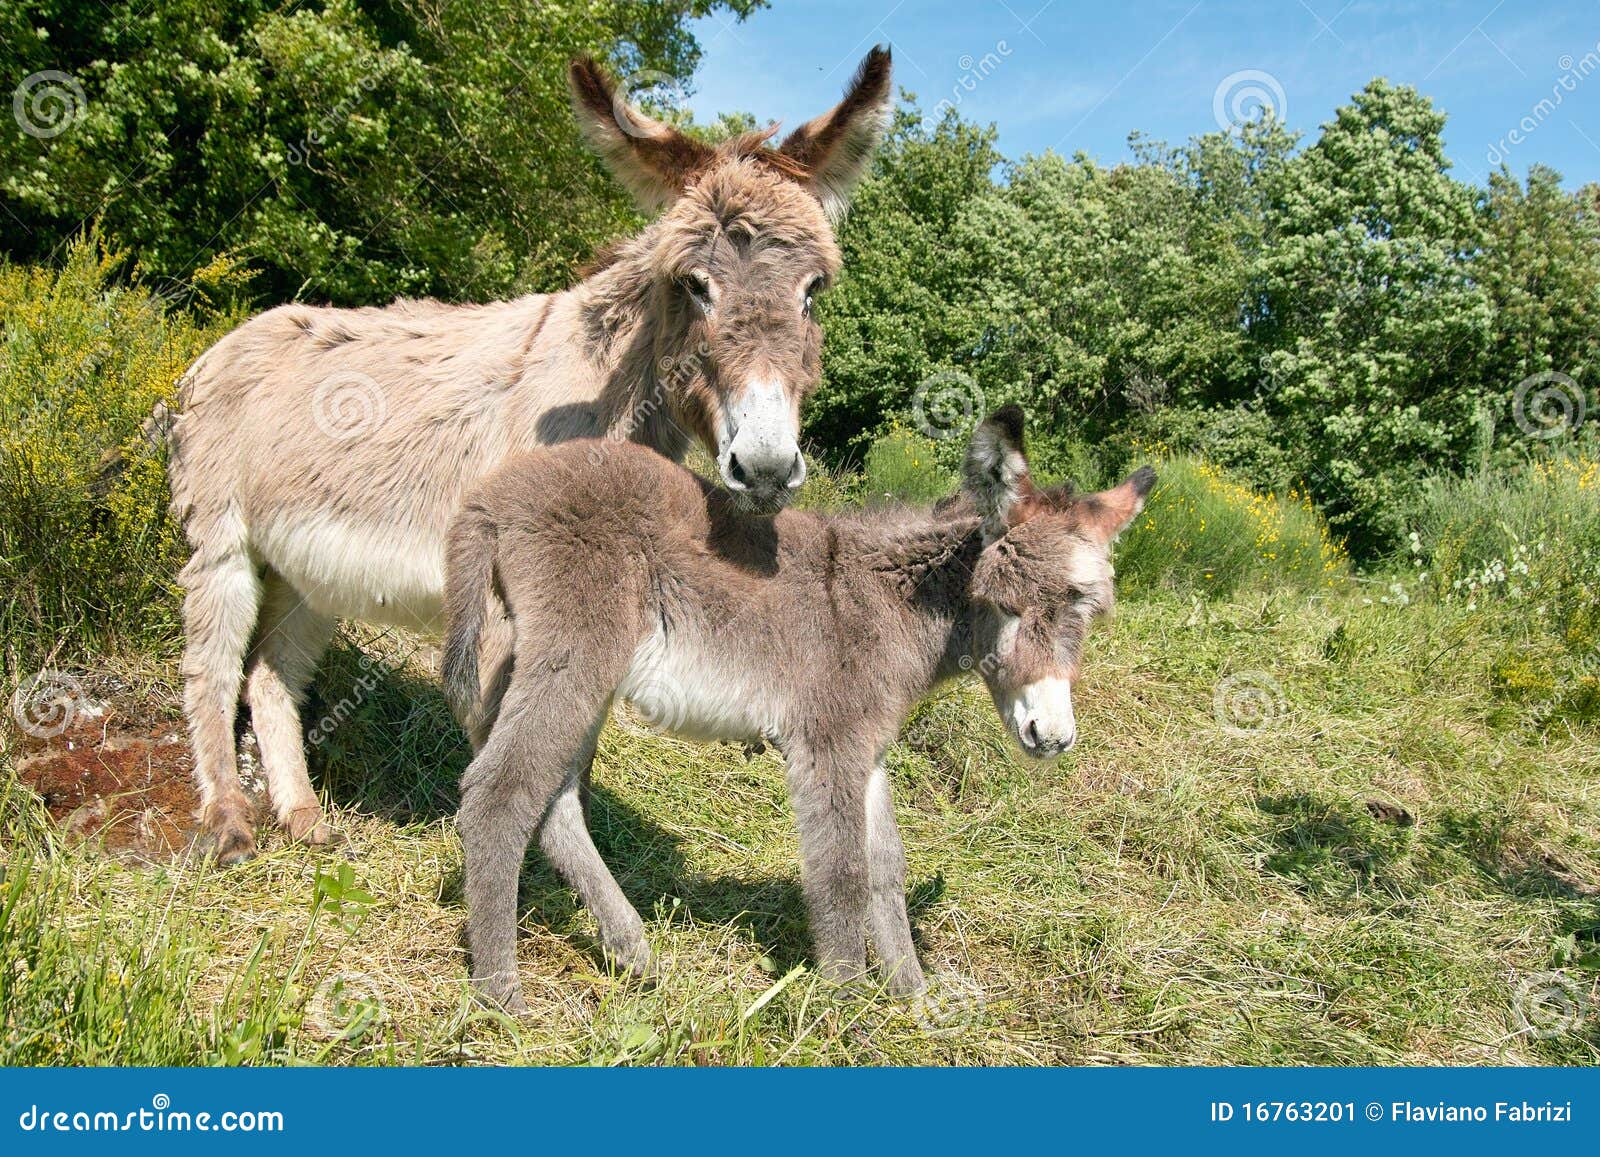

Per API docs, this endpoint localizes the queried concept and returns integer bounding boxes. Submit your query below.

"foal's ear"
[1078,466,1157,544]
[963,404,1033,542]
[778,46,894,223]
[570,57,714,212]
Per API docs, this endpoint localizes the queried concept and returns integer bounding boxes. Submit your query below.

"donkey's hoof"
[284,807,338,847]
[211,827,257,866]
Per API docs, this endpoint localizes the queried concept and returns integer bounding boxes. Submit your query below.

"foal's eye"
[802,276,826,319]
[680,274,713,310]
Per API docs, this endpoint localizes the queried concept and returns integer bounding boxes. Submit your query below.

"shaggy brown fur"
[443,407,1154,1011]
[167,49,894,863]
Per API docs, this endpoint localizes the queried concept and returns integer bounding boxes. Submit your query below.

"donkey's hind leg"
[178,540,262,864]
[245,571,335,844]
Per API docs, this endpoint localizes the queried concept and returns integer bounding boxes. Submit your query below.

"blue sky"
[686,1,1600,188]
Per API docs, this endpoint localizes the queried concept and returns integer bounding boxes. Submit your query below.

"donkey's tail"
[441,503,499,718]
[91,399,177,500]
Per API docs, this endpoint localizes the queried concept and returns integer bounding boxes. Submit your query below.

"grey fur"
[445,409,1152,1010]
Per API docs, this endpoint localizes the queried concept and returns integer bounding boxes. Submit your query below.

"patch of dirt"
[12,698,203,862]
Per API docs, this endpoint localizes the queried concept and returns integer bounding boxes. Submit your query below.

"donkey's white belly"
[253,513,446,633]
[617,627,775,743]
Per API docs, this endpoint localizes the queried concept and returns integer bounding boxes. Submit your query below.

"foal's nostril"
[1023,719,1041,749]
[726,453,751,490]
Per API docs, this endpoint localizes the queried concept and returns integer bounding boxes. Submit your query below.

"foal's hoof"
[608,942,659,985]
[473,980,530,1018]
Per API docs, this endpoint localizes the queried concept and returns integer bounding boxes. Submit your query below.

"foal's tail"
[442,503,499,717]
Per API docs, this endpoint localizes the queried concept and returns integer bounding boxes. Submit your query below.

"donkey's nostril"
[785,452,807,490]
[726,453,751,490]
[1023,719,1041,749]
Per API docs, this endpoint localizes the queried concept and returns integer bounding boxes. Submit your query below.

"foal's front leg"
[785,743,871,985]
[865,762,926,997]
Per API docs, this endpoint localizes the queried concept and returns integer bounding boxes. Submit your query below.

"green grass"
[1,244,1595,1067]
[3,583,1596,1066]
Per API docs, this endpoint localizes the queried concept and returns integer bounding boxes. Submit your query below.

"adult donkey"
[167,48,893,863]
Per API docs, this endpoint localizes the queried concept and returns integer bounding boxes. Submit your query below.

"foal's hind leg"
[459,696,646,1011]
[178,540,262,864]
[464,603,594,827]
[244,571,335,844]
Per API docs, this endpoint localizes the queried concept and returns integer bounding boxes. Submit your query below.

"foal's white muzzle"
[1010,677,1077,757]
[718,380,805,510]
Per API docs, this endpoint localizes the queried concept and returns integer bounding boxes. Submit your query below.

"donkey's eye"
[802,277,826,319]
[680,275,713,310]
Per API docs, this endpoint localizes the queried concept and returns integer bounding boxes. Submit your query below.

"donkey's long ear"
[570,58,714,212]
[963,404,1033,542]
[1079,467,1157,544]
[778,46,894,222]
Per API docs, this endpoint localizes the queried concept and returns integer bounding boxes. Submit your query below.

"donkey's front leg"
[865,762,926,997]
[785,743,870,985]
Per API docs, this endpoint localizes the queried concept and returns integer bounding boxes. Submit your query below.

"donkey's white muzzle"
[719,380,805,510]
[1010,677,1077,757]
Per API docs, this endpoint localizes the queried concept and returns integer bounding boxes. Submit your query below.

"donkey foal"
[443,407,1154,1011]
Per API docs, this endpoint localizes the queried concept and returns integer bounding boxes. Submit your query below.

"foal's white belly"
[617,627,774,743]
[253,513,446,633]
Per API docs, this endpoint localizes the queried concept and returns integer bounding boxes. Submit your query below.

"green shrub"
[0,236,243,666]
[859,427,958,506]
[1402,450,1600,727]
[1114,452,1347,597]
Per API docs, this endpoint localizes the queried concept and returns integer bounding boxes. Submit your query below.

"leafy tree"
[1477,164,1600,421]
[1,0,760,304]
[809,104,1002,457]
[1252,80,1494,546]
